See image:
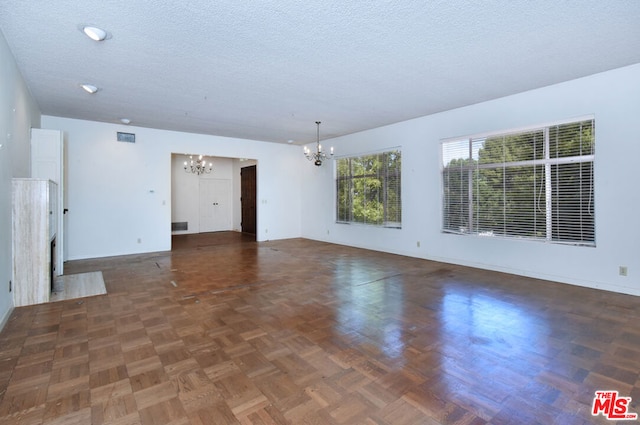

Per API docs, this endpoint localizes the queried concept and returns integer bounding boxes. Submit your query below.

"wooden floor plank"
[2,231,640,424]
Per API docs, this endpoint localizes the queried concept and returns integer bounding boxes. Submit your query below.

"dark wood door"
[240,165,257,235]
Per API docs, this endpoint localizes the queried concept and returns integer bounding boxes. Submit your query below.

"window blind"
[442,119,594,245]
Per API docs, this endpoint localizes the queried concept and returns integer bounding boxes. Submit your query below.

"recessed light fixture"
[81,25,108,41]
[81,84,99,94]
[120,118,131,125]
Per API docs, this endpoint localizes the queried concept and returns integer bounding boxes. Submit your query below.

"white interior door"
[199,179,232,232]
[31,128,64,275]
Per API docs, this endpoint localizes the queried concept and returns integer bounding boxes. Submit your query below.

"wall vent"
[172,222,188,231]
[117,132,135,143]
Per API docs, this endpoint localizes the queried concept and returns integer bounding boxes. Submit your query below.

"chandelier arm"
[184,155,213,175]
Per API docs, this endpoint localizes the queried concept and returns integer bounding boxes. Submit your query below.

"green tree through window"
[336,150,401,227]
[442,119,595,245]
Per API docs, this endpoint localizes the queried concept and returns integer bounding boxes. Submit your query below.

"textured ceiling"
[1,0,640,144]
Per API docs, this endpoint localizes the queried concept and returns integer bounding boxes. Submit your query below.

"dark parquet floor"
[1,232,639,424]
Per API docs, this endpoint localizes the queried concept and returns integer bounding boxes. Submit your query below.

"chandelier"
[304,121,334,166]
[184,155,213,175]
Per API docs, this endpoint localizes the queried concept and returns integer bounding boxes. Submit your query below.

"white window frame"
[441,116,595,246]
[335,148,402,228]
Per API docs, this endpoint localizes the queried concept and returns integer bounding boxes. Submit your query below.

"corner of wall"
[0,306,14,332]
[1,28,41,332]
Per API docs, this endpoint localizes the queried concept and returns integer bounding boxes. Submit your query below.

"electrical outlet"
[619,266,628,277]
[417,241,421,248]
[137,238,142,244]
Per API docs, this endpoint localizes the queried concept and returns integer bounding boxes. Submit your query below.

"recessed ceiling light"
[82,26,108,41]
[120,118,131,125]
[81,84,99,94]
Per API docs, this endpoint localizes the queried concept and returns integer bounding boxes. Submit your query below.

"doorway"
[171,154,257,245]
[241,165,257,234]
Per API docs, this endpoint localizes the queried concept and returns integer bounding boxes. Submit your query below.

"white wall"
[0,30,41,328]
[40,116,302,260]
[301,63,640,296]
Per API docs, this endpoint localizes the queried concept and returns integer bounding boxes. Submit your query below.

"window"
[442,118,595,245]
[336,149,401,227]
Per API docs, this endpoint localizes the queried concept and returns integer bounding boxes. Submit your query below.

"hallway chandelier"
[304,121,333,166]
[184,155,213,175]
